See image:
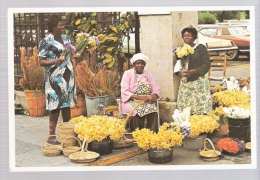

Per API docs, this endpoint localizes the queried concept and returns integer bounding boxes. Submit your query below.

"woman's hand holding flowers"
[178,70,187,78]
[54,58,64,67]
[179,69,197,79]
[186,69,197,78]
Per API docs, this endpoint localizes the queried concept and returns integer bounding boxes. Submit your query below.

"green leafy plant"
[65,12,134,69]
[64,12,135,97]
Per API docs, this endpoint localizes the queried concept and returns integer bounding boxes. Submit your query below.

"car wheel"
[225,50,239,60]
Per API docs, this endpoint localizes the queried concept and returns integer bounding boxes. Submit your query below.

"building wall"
[139,14,174,101]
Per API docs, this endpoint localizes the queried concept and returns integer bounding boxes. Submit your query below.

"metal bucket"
[183,133,207,151]
[228,117,251,142]
[148,148,173,164]
[88,139,113,155]
[85,94,115,117]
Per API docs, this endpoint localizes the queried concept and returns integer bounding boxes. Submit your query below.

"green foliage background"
[198,10,249,24]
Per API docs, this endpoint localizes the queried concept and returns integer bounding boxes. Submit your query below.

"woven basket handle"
[124,101,145,127]
[41,135,60,151]
[80,139,89,152]
[61,136,82,150]
[203,138,216,153]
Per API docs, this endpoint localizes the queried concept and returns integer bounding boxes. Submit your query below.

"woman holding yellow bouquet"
[174,26,212,115]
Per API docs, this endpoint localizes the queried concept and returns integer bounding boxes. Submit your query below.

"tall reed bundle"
[19,47,45,90]
[74,60,120,97]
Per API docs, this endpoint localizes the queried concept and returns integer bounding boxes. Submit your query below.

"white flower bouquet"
[223,106,251,119]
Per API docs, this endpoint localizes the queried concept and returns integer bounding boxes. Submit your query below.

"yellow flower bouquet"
[175,43,194,69]
[132,123,183,151]
[174,43,194,82]
[75,32,104,54]
[70,115,126,143]
[180,113,220,138]
[212,90,250,109]
[175,43,194,58]
[189,113,220,138]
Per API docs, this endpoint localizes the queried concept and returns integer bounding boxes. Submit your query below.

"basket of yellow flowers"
[180,113,220,151]
[70,115,127,155]
[133,122,183,164]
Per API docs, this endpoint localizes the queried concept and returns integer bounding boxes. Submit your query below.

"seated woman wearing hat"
[120,53,161,132]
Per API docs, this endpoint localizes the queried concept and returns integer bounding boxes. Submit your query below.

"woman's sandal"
[47,138,61,145]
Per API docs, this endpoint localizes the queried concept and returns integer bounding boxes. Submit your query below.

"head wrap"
[130,53,148,65]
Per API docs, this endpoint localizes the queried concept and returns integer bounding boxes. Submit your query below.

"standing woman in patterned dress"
[38,15,77,144]
[174,26,212,115]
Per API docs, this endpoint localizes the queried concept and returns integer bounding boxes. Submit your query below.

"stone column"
[139,14,174,100]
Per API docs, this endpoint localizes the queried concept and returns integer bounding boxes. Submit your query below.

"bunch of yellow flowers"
[71,115,126,143]
[132,123,183,151]
[189,113,220,138]
[212,90,250,110]
[175,43,194,58]
[75,32,105,53]
[211,84,223,94]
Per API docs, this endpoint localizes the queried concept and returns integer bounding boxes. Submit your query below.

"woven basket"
[57,122,77,147]
[41,135,62,156]
[200,138,221,158]
[62,136,82,157]
[69,140,100,163]
[112,104,143,149]
[245,142,251,152]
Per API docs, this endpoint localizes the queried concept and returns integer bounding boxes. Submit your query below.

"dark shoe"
[47,139,61,145]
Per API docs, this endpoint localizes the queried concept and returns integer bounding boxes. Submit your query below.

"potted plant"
[216,137,245,155]
[19,46,46,117]
[132,122,183,164]
[70,115,126,155]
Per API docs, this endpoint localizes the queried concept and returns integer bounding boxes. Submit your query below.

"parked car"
[199,25,250,59]
[217,20,250,31]
[197,31,239,60]
[122,30,239,61]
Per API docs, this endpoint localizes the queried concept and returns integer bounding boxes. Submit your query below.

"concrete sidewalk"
[13,114,252,168]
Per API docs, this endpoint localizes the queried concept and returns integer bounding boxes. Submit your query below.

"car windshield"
[199,28,216,37]
[227,27,250,35]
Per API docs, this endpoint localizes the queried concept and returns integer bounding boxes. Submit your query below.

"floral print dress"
[176,44,212,115]
[38,34,77,111]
